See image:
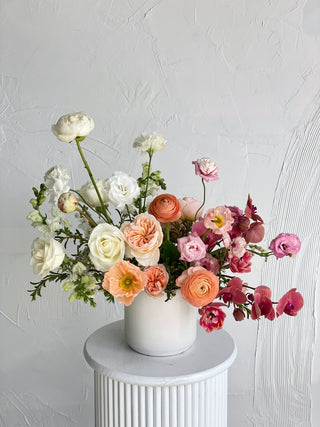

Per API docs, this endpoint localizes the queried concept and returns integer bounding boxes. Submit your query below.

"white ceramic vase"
[124,290,198,357]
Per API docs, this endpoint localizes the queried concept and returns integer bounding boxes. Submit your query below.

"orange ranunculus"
[102,261,147,306]
[148,193,182,223]
[176,266,219,307]
[145,264,169,297]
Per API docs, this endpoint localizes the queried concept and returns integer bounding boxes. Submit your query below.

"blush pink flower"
[203,206,234,235]
[121,214,163,267]
[144,265,169,297]
[269,233,301,259]
[192,253,219,275]
[103,261,147,306]
[177,233,208,262]
[199,302,227,332]
[229,236,247,258]
[179,197,204,221]
[276,288,304,317]
[251,285,275,321]
[229,251,253,273]
[218,277,247,304]
[192,158,219,182]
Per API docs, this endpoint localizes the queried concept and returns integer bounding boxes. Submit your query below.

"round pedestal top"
[84,320,236,386]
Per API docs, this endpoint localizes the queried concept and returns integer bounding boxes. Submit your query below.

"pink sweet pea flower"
[276,288,304,317]
[269,233,301,259]
[218,277,247,304]
[199,302,227,332]
[177,233,208,262]
[179,197,204,221]
[192,253,220,275]
[192,158,219,182]
[251,285,275,321]
[229,251,253,273]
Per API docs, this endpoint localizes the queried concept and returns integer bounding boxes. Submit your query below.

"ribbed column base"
[94,370,228,427]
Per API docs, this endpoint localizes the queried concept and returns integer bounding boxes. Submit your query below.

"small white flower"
[44,166,71,205]
[133,133,166,154]
[78,179,108,207]
[72,262,86,275]
[62,281,74,292]
[52,112,95,143]
[27,210,43,227]
[30,237,65,277]
[106,172,140,209]
[88,223,125,272]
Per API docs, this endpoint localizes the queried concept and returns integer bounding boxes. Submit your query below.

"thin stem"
[76,207,97,227]
[75,138,112,224]
[142,151,153,212]
[125,204,132,221]
[194,178,206,221]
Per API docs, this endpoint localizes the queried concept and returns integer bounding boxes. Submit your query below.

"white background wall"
[1,1,320,426]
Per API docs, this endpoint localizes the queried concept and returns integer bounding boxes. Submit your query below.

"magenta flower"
[177,233,208,262]
[218,277,247,304]
[269,233,301,259]
[276,288,304,317]
[251,286,275,321]
[199,302,227,332]
[192,253,220,275]
[229,251,253,273]
[192,219,220,250]
[203,206,234,235]
[192,158,219,182]
[227,206,250,238]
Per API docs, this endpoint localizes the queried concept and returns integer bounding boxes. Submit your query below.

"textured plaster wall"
[0,1,320,426]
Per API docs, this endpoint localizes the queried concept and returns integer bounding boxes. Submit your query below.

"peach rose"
[148,193,181,223]
[179,197,204,221]
[102,261,147,306]
[176,266,219,307]
[121,214,163,266]
[145,265,169,297]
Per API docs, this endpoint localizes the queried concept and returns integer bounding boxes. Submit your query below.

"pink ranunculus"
[251,285,275,321]
[177,233,208,262]
[276,288,304,317]
[192,219,221,250]
[229,251,253,273]
[179,197,204,221]
[144,264,169,297]
[192,158,219,182]
[199,302,227,332]
[192,253,220,275]
[229,236,247,258]
[244,222,265,243]
[269,233,301,259]
[203,206,234,235]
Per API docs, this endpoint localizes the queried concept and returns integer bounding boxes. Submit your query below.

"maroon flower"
[227,206,250,238]
[199,302,227,332]
[244,195,264,223]
[276,288,304,317]
[244,222,265,243]
[229,251,253,273]
[251,285,275,321]
[233,307,245,321]
[218,277,247,304]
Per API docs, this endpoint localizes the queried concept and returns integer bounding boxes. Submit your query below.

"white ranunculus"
[133,133,167,154]
[30,237,65,277]
[106,172,140,209]
[88,223,125,272]
[78,179,108,207]
[52,112,95,143]
[44,165,71,205]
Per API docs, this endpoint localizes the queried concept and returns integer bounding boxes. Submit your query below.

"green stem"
[194,178,206,221]
[75,138,112,224]
[125,204,132,221]
[142,151,153,212]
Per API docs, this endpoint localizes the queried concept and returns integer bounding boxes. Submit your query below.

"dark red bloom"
[227,206,250,238]
[276,288,304,317]
[218,277,247,304]
[251,285,275,321]
[229,251,253,273]
[245,195,264,223]
[199,302,227,332]
[233,307,245,321]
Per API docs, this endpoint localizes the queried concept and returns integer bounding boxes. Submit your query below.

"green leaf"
[160,240,180,264]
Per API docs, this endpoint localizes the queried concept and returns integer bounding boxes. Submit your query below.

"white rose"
[78,179,108,207]
[52,112,95,143]
[106,172,140,209]
[88,223,125,271]
[30,237,65,277]
[44,166,71,205]
[133,133,167,154]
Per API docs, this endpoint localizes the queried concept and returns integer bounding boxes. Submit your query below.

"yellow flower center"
[213,215,224,228]
[120,276,133,290]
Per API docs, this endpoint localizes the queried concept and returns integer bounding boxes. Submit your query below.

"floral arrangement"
[28,112,304,332]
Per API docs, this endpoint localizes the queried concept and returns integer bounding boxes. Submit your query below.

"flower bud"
[58,192,78,213]
[233,308,245,321]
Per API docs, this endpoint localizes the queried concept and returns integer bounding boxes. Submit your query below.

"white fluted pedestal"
[84,320,236,427]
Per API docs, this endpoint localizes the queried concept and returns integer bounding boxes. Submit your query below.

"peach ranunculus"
[102,260,147,306]
[176,266,219,307]
[179,197,204,221]
[145,265,169,297]
[148,193,181,223]
[121,214,163,267]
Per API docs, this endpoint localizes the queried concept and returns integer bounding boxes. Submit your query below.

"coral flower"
[148,193,182,223]
[199,302,227,332]
[144,265,169,297]
[176,266,219,307]
[251,285,275,321]
[276,288,304,317]
[203,206,234,235]
[121,214,163,266]
[102,261,147,306]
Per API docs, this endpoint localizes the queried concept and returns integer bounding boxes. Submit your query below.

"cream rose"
[52,112,95,143]
[78,179,108,207]
[106,172,140,209]
[88,223,125,272]
[30,237,65,277]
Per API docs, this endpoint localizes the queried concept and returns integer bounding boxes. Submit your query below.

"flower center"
[120,276,133,290]
[213,215,224,228]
